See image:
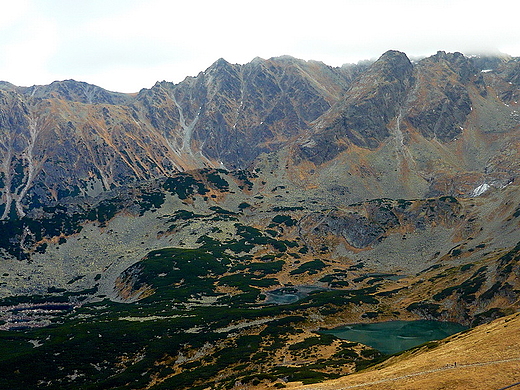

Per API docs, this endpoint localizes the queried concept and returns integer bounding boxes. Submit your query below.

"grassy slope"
[288,312,520,390]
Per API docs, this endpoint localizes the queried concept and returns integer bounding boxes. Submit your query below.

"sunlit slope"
[289,312,520,390]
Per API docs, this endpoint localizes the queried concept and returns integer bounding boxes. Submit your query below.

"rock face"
[287,51,519,203]
[137,56,351,169]
[406,51,477,141]
[298,50,415,164]
[23,80,133,105]
[0,56,356,217]
[0,51,519,217]
[301,197,462,249]
[296,50,492,163]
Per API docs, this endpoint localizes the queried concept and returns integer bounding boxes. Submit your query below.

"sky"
[1,0,519,93]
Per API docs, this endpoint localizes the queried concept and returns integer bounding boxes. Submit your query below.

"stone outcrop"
[297,50,415,163]
[405,51,478,141]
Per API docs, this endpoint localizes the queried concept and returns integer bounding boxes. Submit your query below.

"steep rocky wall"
[0,51,519,217]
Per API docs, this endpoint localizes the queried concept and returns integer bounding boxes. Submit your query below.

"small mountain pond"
[322,320,467,355]
[263,285,324,305]
[262,274,406,305]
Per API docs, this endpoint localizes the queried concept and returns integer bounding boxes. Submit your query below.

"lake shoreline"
[321,319,468,355]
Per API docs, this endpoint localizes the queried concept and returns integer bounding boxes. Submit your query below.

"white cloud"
[0,0,519,92]
[0,1,58,86]
[0,0,30,27]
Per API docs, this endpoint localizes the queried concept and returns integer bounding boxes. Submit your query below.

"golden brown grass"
[288,312,520,390]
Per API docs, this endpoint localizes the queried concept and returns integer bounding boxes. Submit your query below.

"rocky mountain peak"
[296,50,415,163]
[206,58,235,74]
[23,79,132,105]
[345,49,414,101]
[371,49,414,79]
[404,51,480,142]
[0,81,18,91]
[423,50,479,84]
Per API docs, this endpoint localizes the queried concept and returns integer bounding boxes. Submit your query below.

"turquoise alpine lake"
[322,320,467,355]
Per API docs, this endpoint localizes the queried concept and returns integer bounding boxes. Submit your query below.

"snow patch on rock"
[472,183,490,197]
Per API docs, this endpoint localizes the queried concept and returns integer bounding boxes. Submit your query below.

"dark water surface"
[322,320,467,355]
[263,286,325,304]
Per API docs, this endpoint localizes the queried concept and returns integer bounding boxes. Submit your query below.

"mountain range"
[1,50,518,217]
[0,50,519,390]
